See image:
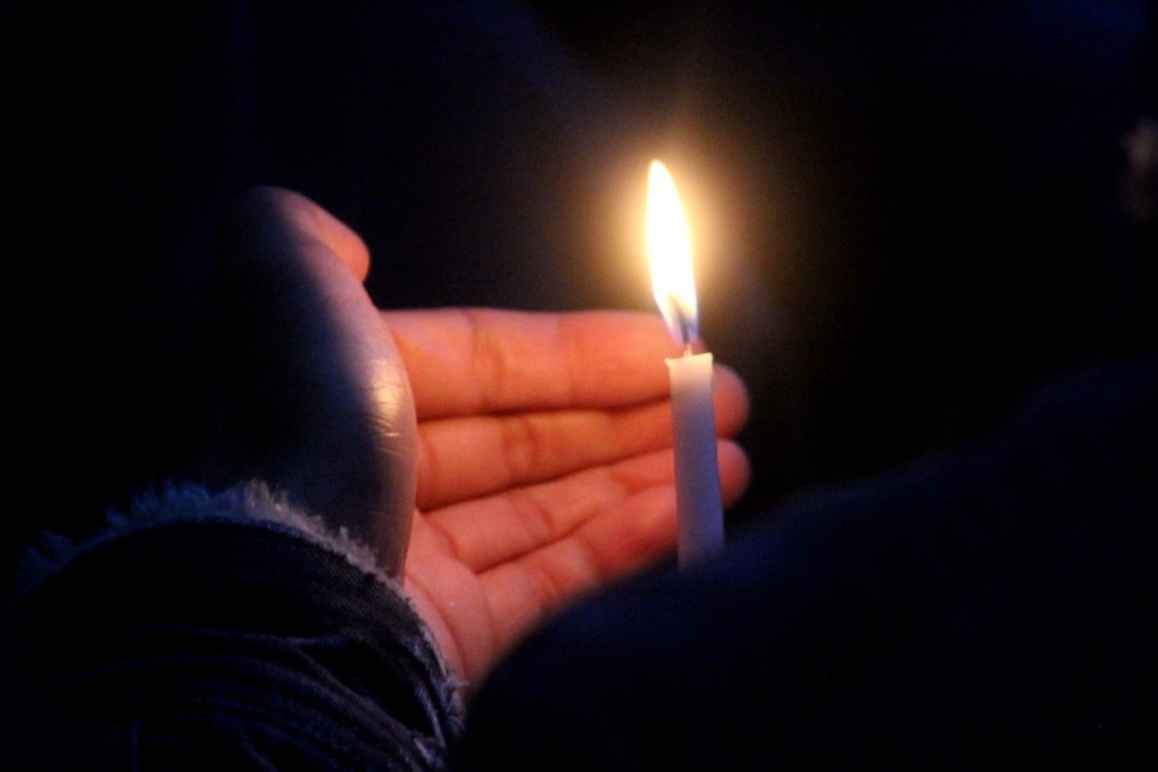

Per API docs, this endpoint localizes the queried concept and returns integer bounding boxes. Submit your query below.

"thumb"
[209,186,418,576]
[233,186,372,282]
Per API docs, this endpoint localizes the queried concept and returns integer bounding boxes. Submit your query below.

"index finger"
[379,308,686,420]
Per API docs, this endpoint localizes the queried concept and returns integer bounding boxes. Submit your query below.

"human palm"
[224,189,750,688]
[386,309,750,686]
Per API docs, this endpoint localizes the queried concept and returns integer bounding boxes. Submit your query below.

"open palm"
[223,188,750,689]
[388,310,750,687]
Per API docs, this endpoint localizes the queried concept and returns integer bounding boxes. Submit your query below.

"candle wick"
[674,304,694,351]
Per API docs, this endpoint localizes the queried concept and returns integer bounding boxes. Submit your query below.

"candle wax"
[667,350,724,565]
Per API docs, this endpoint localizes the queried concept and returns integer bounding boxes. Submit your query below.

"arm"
[12,188,751,767]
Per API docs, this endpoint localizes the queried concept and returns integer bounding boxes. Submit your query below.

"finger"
[480,442,750,653]
[234,186,371,281]
[380,308,701,420]
[415,366,748,509]
[424,440,750,574]
[219,186,415,571]
[478,486,674,655]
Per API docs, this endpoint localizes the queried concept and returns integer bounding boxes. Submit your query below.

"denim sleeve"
[10,484,461,770]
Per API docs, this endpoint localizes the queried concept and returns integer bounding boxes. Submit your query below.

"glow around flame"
[646,160,698,346]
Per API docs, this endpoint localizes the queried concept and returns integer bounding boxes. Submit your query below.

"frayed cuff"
[19,481,391,596]
[15,481,464,712]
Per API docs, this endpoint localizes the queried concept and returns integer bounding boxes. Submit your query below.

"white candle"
[667,349,724,565]
[646,160,724,566]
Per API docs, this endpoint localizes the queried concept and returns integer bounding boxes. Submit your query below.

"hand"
[385,309,751,687]
[212,188,750,688]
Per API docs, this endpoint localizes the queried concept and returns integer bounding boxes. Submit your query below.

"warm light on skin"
[646,160,698,347]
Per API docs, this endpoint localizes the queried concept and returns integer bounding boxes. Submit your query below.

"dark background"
[9,1,1155,539]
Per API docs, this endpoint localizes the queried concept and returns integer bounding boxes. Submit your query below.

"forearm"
[11,483,460,770]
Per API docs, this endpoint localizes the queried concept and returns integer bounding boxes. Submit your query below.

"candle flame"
[646,160,698,346]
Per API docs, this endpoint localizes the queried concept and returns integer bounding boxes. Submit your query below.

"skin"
[218,187,752,688]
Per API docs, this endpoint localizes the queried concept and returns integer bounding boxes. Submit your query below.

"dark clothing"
[11,356,1153,769]
[458,355,1158,768]
[12,519,459,770]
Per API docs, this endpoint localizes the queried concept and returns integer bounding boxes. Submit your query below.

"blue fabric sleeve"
[459,354,1158,768]
[10,486,461,770]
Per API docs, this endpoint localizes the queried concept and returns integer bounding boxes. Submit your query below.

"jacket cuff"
[13,482,462,768]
